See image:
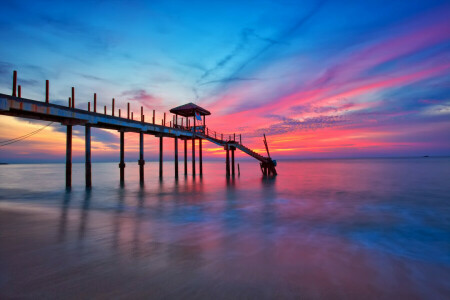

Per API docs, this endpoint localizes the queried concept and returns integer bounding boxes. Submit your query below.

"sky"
[0,0,449,163]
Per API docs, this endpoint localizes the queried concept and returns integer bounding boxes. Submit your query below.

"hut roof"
[169,102,211,117]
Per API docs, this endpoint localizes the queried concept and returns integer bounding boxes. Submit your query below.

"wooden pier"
[0,71,277,188]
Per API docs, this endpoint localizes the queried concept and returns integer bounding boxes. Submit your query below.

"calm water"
[0,158,449,299]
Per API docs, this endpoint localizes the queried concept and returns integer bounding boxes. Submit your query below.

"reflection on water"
[0,159,449,298]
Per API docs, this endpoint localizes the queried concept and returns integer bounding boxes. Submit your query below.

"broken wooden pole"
[159,136,163,178]
[12,70,17,97]
[66,125,73,188]
[139,132,145,183]
[45,80,49,103]
[85,125,92,188]
[174,136,179,178]
[119,131,125,183]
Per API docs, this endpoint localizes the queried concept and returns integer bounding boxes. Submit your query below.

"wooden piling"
[12,70,17,97]
[85,125,92,188]
[139,132,145,183]
[199,138,203,175]
[68,97,71,108]
[141,106,143,122]
[153,110,155,124]
[45,80,49,103]
[88,102,91,112]
[192,138,196,176]
[18,85,21,98]
[159,136,163,178]
[238,163,240,175]
[131,112,134,120]
[226,144,230,177]
[71,87,75,108]
[164,113,166,126]
[66,125,72,188]
[112,98,115,116]
[184,139,187,175]
[231,147,235,176]
[104,106,107,114]
[127,103,130,119]
[119,131,125,183]
[94,93,97,113]
[119,109,121,118]
[174,137,179,178]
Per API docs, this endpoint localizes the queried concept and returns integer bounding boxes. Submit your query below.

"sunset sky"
[0,0,449,163]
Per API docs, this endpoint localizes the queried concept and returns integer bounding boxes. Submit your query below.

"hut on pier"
[170,102,211,132]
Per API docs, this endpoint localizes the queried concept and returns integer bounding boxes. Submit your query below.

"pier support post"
[66,125,72,188]
[225,144,230,177]
[184,139,187,175]
[192,138,196,176]
[231,146,235,176]
[138,132,145,183]
[119,131,125,183]
[174,137,179,178]
[199,139,203,175]
[85,125,92,188]
[159,136,163,178]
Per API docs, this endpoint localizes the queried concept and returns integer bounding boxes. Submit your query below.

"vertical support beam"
[192,138,196,176]
[66,125,72,188]
[174,137,179,178]
[112,98,115,116]
[12,70,17,97]
[71,87,75,108]
[184,139,187,175]
[88,102,91,112]
[119,131,125,183]
[94,93,97,113]
[127,103,130,119]
[85,125,92,188]
[153,110,155,124]
[139,132,145,183]
[226,144,230,177]
[163,113,166,126]
[159,136,163,178]
[68,97,71,108]
[199,138,203,175]
[18,85,21,98]
[45,80,49,103]
[231,147,235,176]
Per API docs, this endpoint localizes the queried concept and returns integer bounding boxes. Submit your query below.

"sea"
[0,158,449,299]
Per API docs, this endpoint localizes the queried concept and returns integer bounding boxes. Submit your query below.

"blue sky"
[0,0,449,162]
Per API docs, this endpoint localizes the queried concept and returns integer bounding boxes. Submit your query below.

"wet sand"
[1,201,448,299]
